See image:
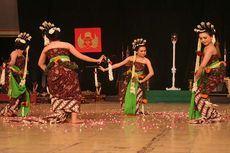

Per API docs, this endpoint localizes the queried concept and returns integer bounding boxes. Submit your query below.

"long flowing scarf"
[94,67,99,88]
[189,39,201,119]
[0,62,6,85]
[130,51,137,94]
[107,58,114,81]
[8,65,30,117]
[124,71,143,114]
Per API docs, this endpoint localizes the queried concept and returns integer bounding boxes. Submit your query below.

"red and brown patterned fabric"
[44,48,82,123]
[198,55,225,94]
[46,49,82,101]
[192,55,225,123]
[119,61,146,114]
[0,55,26,117]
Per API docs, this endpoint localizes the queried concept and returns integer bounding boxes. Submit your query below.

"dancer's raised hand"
[97,55,106,64]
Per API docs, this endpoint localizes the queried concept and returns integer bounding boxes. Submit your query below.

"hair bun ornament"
[194,21,216,34]
[132,38,147,50]
[39,21,61,34]
[15,32,32,44]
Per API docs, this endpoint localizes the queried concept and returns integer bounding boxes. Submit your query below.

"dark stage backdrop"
[0,0,229,95]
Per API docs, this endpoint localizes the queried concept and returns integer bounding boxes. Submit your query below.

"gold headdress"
[15,32,32,44]
[194,21,216,34]
[132,38,147,50]
[194,21,216,44]
[39,21,61,35]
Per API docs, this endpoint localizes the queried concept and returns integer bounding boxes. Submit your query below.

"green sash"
[8,65,30,117]
[189,60,221,119]
[124,71,143,115]
[188,91,201,119]
[49,55,70,63]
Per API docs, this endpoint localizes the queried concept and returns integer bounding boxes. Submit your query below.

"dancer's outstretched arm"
[99,56,132,72]
[68,42,104,63]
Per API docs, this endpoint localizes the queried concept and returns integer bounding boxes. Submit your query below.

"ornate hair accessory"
[15,32,32,44]
[39,21,61,35]
[194,21,216,44]
[194,21,216,34]
[132,38,147,50]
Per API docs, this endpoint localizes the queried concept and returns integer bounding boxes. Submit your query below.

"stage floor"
[1,101,230,153]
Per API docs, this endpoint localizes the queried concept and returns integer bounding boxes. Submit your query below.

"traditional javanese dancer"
[99,38,154,115]
[38,21,104,124]
[0,32,31,117]
[189,21,226,124]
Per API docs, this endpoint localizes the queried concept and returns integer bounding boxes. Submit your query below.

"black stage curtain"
[0,0,229,94]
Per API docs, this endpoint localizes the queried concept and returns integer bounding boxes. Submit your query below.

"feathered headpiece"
[39,21,61,35]
[132,38,147,50]
[15,32,32,44]
[194,21,216,34]
[194,21,216,44]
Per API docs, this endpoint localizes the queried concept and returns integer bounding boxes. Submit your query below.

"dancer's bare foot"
[71,112,84,124]
[188,120,198,124]
[71,119,84,124]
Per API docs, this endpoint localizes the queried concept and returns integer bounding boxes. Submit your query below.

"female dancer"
[189,21,226,124]
[99,38,154,115]
[38,21,104,123]
[0,32,31,117]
